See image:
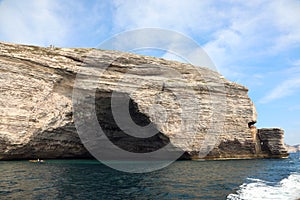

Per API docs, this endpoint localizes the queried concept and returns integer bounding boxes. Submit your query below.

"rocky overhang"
[0,42,288,160]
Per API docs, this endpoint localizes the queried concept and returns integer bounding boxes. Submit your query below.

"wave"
[227,173,300,200]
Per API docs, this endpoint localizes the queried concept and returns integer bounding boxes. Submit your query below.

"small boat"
[29,159,45,163]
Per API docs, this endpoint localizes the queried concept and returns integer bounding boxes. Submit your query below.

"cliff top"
[0,41,248,92]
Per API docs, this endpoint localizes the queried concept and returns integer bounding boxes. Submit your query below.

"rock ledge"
[0,42,288,160]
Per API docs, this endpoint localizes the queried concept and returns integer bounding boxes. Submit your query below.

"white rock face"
[285,144,300,153]
[0,42,287,160]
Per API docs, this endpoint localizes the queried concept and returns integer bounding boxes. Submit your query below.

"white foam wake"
[227,173,300,200]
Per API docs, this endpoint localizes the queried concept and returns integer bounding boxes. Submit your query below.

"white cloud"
[0,0,70,46]
[259,76,300,103]
[258,64,300,104]
[204,0,300,78]
[202,2,270,72]
[0,0,113,47]
[269,0,300,51]
[110,0,300,81]
[1,0,299,60]
[112,0,223,36]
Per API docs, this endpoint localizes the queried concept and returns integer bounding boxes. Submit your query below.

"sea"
[0,153,299,200]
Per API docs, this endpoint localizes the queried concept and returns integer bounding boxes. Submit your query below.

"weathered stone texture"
[0,42,288,160]
[257,128,289,157]
[285,144,300,153]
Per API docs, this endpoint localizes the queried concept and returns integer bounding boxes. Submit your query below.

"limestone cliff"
[257,128,288,158]
[0,42,288,160]
[285,144,300,153]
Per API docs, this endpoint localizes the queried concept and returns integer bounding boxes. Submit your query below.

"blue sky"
[0,0,299,145]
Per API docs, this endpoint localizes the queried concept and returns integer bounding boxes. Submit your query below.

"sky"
[0,0,299,145]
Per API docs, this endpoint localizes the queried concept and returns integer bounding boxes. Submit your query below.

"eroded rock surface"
[257,128,289,157]
[0,42,288,160]
[285,144,300,153]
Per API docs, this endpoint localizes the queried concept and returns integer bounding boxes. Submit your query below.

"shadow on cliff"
[95,90,171,153]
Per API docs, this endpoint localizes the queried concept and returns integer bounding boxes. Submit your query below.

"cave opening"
[95,89,170,153]
[248,121,256,128]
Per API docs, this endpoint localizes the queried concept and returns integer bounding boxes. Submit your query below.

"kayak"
[29,159,45,163]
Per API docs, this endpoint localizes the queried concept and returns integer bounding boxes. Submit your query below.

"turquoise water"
[0,154,299,199]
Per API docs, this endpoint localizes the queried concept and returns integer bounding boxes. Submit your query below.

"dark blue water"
[0,154,299,199]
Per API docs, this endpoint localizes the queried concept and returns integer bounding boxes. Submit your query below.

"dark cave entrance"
[95,90,170,153]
